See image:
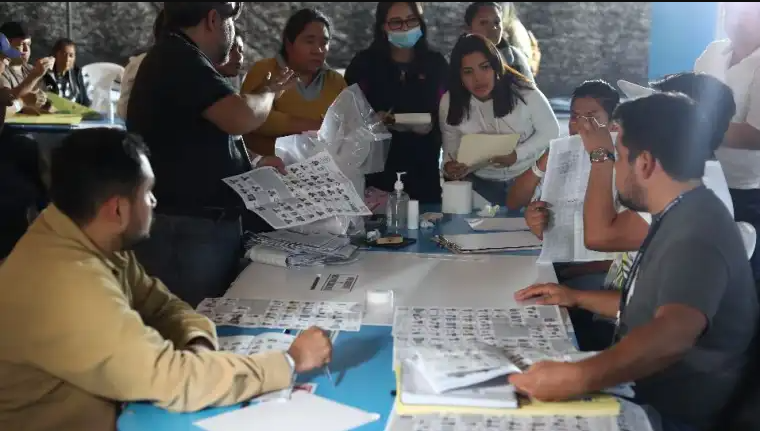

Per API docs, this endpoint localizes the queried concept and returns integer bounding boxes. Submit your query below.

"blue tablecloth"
[118,209,536,430]
[362,206,539,257]
[118,325,395,431]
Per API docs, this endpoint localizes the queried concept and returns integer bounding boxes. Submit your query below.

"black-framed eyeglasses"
[386,17,420,31]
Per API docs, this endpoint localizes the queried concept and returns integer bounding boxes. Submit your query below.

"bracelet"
[531,162,545,178]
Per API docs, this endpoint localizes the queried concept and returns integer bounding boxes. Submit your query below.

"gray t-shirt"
[620,187,758,430]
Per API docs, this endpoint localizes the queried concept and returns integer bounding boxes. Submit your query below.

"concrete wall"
[0,2,651,98]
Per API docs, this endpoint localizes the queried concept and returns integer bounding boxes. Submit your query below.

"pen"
[310,274,321,291]
[324,365,335,387]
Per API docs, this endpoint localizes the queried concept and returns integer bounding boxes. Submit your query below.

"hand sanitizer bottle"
[386,172,409,232]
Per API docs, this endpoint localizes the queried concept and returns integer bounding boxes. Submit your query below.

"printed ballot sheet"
[223,151,371,229]
[197,298,364,332]
[218,333,295,356]
[392,305,575,365]
[538,135,618,264]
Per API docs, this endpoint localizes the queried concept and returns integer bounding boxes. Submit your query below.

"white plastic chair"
[737,221,757,259]
[82,62,125,116]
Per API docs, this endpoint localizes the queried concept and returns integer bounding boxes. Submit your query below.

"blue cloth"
[730,188,760,281]
[133,214,243,307]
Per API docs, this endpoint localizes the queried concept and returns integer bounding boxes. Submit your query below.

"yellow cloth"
[0,205,293,431]
[240,58,347,156]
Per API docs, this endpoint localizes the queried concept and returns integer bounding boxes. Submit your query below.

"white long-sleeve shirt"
[440,87,559,182]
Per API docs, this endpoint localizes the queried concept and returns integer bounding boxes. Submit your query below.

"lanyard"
[612,185,705,341]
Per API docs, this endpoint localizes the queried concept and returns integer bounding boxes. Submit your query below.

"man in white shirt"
[694,1,760,279]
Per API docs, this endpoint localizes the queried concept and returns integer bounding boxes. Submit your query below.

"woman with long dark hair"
[344,2,449,204]
[464,2,533,82]
[441,34,558,206]
[241,8,347,156]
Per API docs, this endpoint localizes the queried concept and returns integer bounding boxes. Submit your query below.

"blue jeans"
[134,213,243,307]
[730,188,760,281]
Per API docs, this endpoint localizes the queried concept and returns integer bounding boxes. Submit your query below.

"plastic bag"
[276,84,391,236]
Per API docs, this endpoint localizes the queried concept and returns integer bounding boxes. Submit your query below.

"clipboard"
[432,232,542,254]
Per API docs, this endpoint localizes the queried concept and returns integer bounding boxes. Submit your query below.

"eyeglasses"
[386,17,420,31]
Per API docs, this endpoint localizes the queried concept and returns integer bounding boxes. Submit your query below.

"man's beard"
[617,177,648,213]
[217,26,234,65]
[119,217,153,251]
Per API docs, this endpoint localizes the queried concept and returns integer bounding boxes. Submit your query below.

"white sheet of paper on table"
[456,134,520,167]
[465,218,529,232]
[393,113,431,125]
[194,391,381,431]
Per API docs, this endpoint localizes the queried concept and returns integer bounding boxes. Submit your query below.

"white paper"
[392,305,574,366]
[411,414,618,431]
[393,113,431,125]
[465,217,530,232]
[197,298,364,332]
[456,134,520,167]
[320,274,359,292]
[538,135,618,264]
[218,332,295,356]
[223,151,371,230]
[195,391,380,431]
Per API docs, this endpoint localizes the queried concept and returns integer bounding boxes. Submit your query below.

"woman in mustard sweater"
[241,8,347,156]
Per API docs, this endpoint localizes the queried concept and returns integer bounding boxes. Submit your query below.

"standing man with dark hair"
[0,128,332,431]
[128,2,296,306]
[512,93,758,431]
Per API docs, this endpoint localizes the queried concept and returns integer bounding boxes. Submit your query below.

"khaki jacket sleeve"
[125,251,218,350]
[20,264,293,412]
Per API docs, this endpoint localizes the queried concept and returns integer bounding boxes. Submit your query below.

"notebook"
[433,232,542,254]
[457,134,520,167]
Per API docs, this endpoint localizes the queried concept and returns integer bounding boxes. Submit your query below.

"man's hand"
[184,337,216,354]
[31,56,55,78]
[514,283,578,307]
[444,160,469,180]
[579,116,614,154]
[19,105,43,116]
[525,201,550,239]
[287,326,332,373]
[256,155,287,175]
[491,151,517,168]
[508,361,587,402]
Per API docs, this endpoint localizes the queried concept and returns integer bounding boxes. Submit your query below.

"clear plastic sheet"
[275,84,391,235]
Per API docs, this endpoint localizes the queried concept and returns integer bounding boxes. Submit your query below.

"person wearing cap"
[0,22,55,114]
[127,2,296,307]
[694,2,760,281]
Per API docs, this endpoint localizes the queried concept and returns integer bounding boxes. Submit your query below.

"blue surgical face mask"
[387,27,423,49]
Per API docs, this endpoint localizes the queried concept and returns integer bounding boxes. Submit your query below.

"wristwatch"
[589,148,615,164]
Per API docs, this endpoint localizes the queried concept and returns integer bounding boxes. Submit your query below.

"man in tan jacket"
[0,128,332,431]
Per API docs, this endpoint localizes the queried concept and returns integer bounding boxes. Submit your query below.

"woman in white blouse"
[441,34,559,206]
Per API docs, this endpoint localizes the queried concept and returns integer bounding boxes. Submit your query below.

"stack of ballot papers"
[399,343,522,410]
[244,230,358,267]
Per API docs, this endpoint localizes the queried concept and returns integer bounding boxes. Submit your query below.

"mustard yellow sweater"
[240,58,347,156]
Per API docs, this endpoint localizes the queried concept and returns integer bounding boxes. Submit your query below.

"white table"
[226,251,559,326]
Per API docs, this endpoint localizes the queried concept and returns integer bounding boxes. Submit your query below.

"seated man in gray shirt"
[513,92,759,431]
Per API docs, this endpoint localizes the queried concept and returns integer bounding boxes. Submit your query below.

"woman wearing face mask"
[344,2,449,204]
[42,38,90,106]
[240,8,347,157]
[441,34,558,206]
[465,2,533,82]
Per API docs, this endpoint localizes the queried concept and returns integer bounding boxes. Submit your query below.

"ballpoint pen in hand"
[324,365,335,387]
